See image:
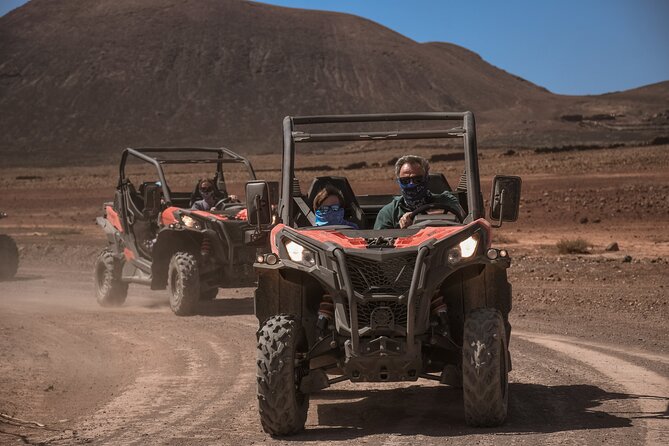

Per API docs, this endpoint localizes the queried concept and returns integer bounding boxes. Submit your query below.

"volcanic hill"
[1,0,668,166]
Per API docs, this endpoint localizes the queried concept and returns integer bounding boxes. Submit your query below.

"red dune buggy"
[95,147,269,315]
[247,113,522,435]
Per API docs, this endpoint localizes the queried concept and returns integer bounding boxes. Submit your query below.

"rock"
[579,216,589,224]
[622,255,632,263]
[593,217,601,223]
[605,242,619,252]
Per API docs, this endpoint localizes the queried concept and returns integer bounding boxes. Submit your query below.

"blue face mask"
[315,207,346,226]
[399,180,430,209]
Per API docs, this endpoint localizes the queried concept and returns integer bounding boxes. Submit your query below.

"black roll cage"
[280,112,482,225]
[119,147,257,207]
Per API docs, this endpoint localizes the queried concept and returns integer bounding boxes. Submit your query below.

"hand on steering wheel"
[404,202,464,227]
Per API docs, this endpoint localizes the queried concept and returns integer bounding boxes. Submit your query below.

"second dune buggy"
[94,147,270,315]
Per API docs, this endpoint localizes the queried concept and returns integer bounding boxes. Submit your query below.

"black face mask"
[200,188,215,203]
[399,180,430,209]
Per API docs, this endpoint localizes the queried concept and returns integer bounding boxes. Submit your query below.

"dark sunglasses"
[318,204,341,212]
[398,175,425,186]
[200,186,212,192]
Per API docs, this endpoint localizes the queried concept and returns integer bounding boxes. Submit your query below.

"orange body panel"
[123,248,135,261]
[161,207,180,226]
[191,210,229,221]
[105,206,123,233]
[395,218,491,248]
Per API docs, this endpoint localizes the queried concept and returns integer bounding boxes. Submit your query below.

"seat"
[306,176,366,229]
[426,173,452,194]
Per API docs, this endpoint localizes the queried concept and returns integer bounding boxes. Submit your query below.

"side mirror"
[246,181,272,225]
[489,175,522,227]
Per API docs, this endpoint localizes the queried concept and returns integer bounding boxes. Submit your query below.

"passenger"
[374,155,464,229]
[313,185,358,229]
[191,179,217,211]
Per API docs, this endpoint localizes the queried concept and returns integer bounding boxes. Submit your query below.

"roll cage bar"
[280,112,482,225]
[119,147,257,207]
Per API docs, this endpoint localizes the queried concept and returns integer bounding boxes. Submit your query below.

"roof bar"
[292,128,465,143]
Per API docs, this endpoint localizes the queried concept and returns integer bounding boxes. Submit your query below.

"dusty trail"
[1,265,667,445]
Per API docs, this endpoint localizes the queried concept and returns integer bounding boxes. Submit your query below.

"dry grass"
[556,238,591,254]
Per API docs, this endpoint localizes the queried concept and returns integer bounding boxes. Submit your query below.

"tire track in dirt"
[56,320,256,445]
[515,332,669,446]
[167,321,258,443]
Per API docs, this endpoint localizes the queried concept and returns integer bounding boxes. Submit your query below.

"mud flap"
[255,269,321,344]
[442,263,512,365]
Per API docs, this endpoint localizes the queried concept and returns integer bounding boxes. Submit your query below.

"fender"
[96,216,123,253]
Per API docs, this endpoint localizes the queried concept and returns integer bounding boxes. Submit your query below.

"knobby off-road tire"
[199,287,218,301]
[94,248,128,306]
[168,252,200,316]
[462,307,509,427]
[0,234,19,280]
[257,315,310,436]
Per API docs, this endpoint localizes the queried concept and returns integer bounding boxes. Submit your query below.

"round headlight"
[447,247,462,265]
[486,248,499,260]
[265,253,279,265]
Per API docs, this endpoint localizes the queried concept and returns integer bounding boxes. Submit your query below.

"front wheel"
[94,248,128,306]
[256,315,310,436]
[167,252,200,316]
[462,307,509,427]
[0,234,19,280]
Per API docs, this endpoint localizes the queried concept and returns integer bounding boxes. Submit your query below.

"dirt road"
[1,145,668,444]
[1,262,667,445]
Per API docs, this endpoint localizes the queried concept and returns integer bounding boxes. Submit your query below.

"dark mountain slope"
[0,0,666,166]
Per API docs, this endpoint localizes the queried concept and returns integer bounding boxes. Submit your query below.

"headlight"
[284,240,316,267]
[447,234,479,265]
[180,214,202,230]
[459,235,479,258]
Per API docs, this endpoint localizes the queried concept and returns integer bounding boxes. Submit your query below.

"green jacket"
[373,192,463,229]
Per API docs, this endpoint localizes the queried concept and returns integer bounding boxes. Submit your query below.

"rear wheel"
[257,314,309,436]
[168,252,200,316]
[0,234,19,280]
[462,307,509,427]
[94,248,128,306]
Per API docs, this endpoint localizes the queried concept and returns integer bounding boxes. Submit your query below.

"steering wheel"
[408,202,464,224]
[214,196,243,211]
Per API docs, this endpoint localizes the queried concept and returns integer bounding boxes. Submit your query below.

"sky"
[2,0,668,95]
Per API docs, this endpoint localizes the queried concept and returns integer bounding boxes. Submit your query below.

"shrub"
[556,238,591,254]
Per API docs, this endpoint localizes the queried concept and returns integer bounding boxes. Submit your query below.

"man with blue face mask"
[374,155,464,229]
[313,185,358,228]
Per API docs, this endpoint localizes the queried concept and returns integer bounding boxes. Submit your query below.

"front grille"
[359,300,407,329]
[347,254,417,296]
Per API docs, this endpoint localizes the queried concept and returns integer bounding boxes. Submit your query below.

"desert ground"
[0,144,668,445]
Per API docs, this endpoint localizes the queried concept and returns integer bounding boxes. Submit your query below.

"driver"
[374,155,464,229]
[191,179,218,211]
